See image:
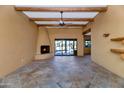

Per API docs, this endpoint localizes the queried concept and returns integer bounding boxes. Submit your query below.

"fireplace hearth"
[41,45,50,54]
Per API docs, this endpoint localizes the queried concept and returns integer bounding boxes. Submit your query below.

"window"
[84,40,91,48]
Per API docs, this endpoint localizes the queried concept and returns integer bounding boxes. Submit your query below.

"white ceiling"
[23,12,98,18]
[15,5,107,26]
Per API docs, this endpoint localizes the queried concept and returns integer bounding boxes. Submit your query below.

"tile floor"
[0,55,124,88]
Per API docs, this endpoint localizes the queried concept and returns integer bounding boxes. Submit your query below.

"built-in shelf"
[111,49,124,60]
[122,40,124,44]
[110,49,124,54]
[111,37,124,41]
[111,37,124,60]
[120,54,124,60]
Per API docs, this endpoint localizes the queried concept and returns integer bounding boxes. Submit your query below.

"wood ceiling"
[30,18,94,22]
[15,6,107,27]
[15,7,107,12]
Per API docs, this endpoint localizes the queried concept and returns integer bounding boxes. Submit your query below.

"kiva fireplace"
[40,45,50,54]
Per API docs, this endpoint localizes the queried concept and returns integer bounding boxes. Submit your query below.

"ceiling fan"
[59,11,65,26]
[59,11,73,26]
[46,11,82,28]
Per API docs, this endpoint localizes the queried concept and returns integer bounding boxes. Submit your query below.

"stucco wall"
[0,6,38,77]
[85,5,124,78]
[49,28,84,56]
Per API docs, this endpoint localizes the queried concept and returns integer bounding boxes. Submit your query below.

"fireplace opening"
[40,45,50,54]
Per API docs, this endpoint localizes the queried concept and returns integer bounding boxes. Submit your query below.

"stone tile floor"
[0,55,124,88]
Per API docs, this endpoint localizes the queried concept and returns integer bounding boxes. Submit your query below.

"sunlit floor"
[0,55,124,88]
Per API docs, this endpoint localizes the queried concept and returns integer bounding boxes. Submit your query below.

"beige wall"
[0,6,38,77]
[86,5,124,77]
[35,27,84,60]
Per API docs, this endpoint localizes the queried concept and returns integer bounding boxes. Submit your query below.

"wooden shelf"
[120,54,124,60]
[111,49,124,54]
[111,37,124,41]
[111,37,124,60]
[121,40,124,44]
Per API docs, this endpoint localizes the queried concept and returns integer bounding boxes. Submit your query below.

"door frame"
[54,39,78,56]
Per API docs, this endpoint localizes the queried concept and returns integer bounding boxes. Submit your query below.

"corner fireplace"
[40,45,50,54]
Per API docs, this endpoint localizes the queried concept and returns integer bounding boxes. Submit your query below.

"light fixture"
[103,33,110,37]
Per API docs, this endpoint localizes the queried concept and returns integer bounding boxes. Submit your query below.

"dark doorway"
[55,39,77,56]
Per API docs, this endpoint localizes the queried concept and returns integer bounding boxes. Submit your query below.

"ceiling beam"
[15,7,107,12]
[37,24,86,27]
[83,28,91,35]
[30,18,94,22]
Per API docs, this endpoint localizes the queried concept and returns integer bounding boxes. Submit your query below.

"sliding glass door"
[55,39,77,56]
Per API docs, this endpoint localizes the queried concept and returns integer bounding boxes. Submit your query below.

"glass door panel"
[62,40,65,55]
[66,40,69,55]
[70,41,74,55]
[55,39,77,56]
[55,40,63,55]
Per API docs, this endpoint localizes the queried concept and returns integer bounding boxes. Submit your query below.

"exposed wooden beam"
[37,24,86,27]
[15,7,107,12]
[30,18,94,22]
[83,28,91,35]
